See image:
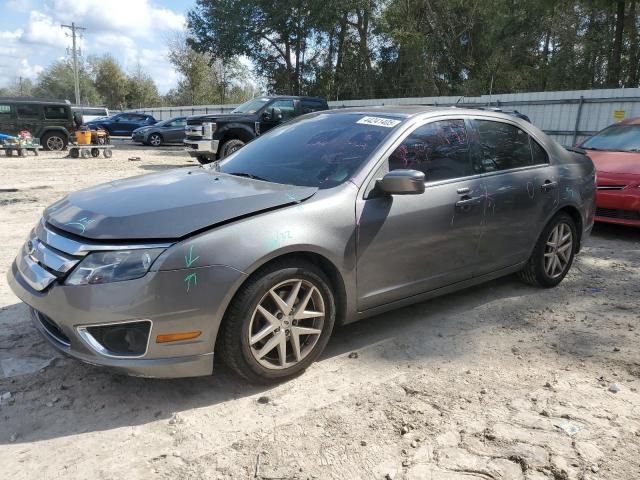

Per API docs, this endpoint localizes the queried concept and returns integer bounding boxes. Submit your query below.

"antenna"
[61,22,87,105]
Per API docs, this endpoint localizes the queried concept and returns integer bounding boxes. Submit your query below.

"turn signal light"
[156,331,202,343]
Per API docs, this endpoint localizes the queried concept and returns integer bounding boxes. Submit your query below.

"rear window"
[302,100,327,114]
[44,106,69,120]
[16,104,41,118]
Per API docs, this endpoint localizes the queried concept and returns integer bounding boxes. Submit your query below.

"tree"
[92,55,128,109]
[33,60,101,104]
[126,63,162,108]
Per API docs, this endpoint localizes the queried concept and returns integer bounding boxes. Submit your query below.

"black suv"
[184,96,329,164]
[0,97,78,151]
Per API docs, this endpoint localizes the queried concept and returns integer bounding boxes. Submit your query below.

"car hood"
[189,113,255,124]
[585,150,640,175]
[44,168,317,240]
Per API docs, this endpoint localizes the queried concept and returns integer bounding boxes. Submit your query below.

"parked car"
[184,95,329,163]
[86,112,156,136]
[132,116,187,146]
[579,117,640,227]
[72,106,110,123]
[0,97,78,151]
[8,107,595,383]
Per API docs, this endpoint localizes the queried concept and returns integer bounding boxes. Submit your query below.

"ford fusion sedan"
[132,116,187,146]
[8,107,596,383]
[580,117,640,227]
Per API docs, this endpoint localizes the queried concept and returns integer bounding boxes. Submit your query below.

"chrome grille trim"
[17,252,58,291]
[36,219,172,256]
[28,238,78,273]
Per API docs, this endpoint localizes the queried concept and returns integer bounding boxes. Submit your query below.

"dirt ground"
[0,140,639,480]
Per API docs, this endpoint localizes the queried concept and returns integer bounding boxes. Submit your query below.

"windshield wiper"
[227,172,269,181]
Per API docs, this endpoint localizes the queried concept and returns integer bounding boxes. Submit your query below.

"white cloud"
[6,0,34,13]
[22,11,67,47]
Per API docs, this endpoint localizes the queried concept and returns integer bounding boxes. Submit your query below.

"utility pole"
[61,22,86,105]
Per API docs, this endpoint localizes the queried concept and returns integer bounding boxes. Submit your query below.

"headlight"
[66,248,165,286]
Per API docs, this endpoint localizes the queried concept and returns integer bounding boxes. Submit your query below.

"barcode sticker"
[356,116,401,128]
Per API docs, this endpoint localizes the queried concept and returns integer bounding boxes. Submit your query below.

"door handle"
[455,196,482,208]
[456,187,470,194]
[541,180,558,191]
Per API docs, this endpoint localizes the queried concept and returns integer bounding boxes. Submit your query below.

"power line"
[61,22,86,105]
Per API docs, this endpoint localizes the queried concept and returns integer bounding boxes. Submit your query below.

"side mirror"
[262,107,283,121]
[376,170,425,195]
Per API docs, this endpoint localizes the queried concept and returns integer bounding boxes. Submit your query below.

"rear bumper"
[184,139,219,157]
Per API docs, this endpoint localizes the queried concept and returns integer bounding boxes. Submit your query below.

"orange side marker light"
[156,331,202,343]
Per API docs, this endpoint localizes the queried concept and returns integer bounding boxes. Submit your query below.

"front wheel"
[217,260,336,384]
[518,212,577,288]
[147,133,162,147]
[220,139,245,158]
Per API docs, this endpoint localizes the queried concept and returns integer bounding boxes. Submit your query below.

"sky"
[0,0,193,94]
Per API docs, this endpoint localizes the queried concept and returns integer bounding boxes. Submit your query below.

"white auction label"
[356,116,401,128]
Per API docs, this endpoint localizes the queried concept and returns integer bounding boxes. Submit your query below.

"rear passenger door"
[469,118,558,274]
[16,103,42,135]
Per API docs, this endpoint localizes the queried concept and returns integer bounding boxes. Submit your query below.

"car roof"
[0,97,70,105]
[617,117,640,125]
[319,105,530,122]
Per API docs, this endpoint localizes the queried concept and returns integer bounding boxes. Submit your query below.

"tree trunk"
[607,0,626,87]
[626,0,639,86]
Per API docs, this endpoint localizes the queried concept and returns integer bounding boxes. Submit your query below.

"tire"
[217,260,336,384]
[41,132,67,151]
[103,148,113,158]
[518,212,577,288]
[80,148,91,159]
[91,148,100,158]
[69,147,79,159]
[220,139,245,158]
[147,133,162,147]
[196,155,213,165]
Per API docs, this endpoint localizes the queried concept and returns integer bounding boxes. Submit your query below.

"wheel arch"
[223,251,348,330]
[219,125,255,144]
[555,205,584,253]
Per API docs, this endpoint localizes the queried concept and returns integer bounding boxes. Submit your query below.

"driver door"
[356,118,487,311]
[260,99,296,134]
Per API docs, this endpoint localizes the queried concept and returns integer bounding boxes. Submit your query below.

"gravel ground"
[0,140,639,480]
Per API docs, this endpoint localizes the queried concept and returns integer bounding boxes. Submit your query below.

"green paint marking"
[65,216,95,233]
[184,272,197,292]
[184,245,200,268]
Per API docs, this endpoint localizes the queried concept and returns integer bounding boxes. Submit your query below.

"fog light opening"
[156,331,202,343]
[78,320,151,358]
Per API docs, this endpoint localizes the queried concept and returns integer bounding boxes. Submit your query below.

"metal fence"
[127,87,640,146]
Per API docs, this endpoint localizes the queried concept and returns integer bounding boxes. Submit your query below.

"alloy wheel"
[544,222,573,278]
[149,134,161,146]
[248,279,325,370]
[46,135,64,151]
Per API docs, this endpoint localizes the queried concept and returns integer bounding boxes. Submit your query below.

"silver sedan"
[8,107,596,383]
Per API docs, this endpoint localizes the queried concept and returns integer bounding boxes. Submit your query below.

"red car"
[580,118,640,227]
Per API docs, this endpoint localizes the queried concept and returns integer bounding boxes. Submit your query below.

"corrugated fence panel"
[126,88,640,145]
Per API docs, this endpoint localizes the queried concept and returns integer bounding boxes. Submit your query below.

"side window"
[16,104,41,118]
[271,100,296,120]
[530,138,549,165]
[302,101,325,114]
[0,104,13,117]
[388,119,472,182]
[171,119,186,127]
[474,120,532,171]
[44,106,68,120]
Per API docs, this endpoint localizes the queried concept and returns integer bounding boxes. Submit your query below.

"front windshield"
[231,98,270,114]
[216,113,402,189]
[582,124,640,152]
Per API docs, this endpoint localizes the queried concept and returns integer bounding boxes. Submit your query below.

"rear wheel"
[41,132,67,151]
[220,139,245,158]
[518,212,577,288]
[218,260,336,384]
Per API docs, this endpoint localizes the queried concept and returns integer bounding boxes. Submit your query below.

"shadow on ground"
[0,223,637,445]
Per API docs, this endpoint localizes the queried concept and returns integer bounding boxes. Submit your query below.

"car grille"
[16,222,83,291]
[32,309,71,346]
[596,208,640,220]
